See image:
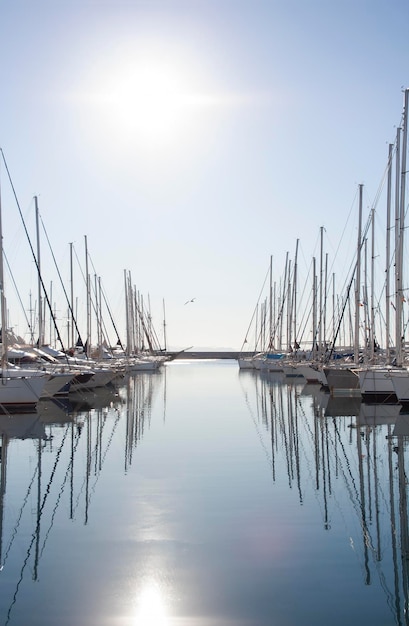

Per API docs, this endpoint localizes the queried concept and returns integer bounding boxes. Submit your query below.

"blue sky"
[0,0,408,350]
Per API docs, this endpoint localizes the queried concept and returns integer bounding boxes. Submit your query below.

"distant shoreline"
[161,351,255,360]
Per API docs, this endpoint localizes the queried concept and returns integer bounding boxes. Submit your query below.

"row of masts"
[0,147,166,361]
[124,269,165,356]
[245,88,409,365]
[6,193,165,359]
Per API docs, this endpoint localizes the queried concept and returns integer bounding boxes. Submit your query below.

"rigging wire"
[0,150,67,354]
[38,214,85,348]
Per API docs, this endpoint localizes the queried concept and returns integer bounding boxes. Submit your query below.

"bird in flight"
[184,298,196,305]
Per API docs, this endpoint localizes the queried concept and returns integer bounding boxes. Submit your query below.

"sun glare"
[134,581,170,626]
[96,59,215,148]
[71,43,233,161]
[114,64,183,136]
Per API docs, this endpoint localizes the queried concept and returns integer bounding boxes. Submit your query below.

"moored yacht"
[0,368,47,409]
[323,364,360,396]
[357,365,398,404]
[289,363,327,385]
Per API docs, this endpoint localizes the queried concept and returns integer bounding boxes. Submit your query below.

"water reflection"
[134,580,170,625]
[4,362,409,625]
[240,368,409,624]
[124,370,163,472]
[0,371,163,626]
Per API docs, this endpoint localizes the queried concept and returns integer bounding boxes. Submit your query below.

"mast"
[354,184,363,365]
[124,270,130,357]
[278,252,289,352]
[398,88,409,364]
[84,235,91,358]
[255,302,259,352]
[323,252,328,352]
[386,144,393,363]
[293,240,299,350]
[96,275,102,358]
[287,260,292,352]
[0,164,7,367]
[319,226,324,355]
[35,196,44,347]
[269,255,273,350]
[363,237,369,362]
[49,280,53,345]
[394,127,402,365]
[273,281,276,349]
[260,299,266,350]
[312,257,317,360]
[332,273,335,349]
[369,208,375,362]
[29,291,34,344]
[70,242,74,348]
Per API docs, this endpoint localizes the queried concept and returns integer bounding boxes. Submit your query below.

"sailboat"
[356,88,409,403]
[238,254,289,371]
[0,159,47,409]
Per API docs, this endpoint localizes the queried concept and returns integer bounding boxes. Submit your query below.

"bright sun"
[113,63,187,139]
[94,59,215,149]
[73,43,228,161]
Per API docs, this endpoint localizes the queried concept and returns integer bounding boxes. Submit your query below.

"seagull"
[184,298,196,305]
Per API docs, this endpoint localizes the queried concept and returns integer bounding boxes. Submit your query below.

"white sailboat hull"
[323,366,360,396]
[390,370,409,405]
[0,373,46,407]
[358,367,398,404]
[292,364,327,385]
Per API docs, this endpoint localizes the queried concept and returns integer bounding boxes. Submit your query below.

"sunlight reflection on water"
[133,580,170,626]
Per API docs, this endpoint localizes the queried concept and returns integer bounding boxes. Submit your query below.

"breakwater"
[163,351,255,360]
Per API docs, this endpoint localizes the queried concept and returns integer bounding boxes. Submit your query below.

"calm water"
[0,359,408,626]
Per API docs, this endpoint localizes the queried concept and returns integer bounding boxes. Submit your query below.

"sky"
[0,0,408,351]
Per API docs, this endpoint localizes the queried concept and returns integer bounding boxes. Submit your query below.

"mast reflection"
[241,370,409,625]
[0,370,163,625]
